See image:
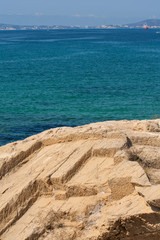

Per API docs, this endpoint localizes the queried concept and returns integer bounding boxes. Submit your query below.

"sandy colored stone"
[136,185,160,208]
[1,119,160,239]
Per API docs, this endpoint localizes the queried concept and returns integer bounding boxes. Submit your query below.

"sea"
[0,29,160,146]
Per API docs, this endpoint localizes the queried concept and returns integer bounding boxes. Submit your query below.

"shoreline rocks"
[1,119,160,239]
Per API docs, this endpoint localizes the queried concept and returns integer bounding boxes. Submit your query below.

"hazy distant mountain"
[128,19,160,27]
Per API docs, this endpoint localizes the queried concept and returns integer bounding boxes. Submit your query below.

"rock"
[133,120,160,132]
[136,185,160,209]
[1,119,160,239]
[145,168,160,184]
[130,145,160,168]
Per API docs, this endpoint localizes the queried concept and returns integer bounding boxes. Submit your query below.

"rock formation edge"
[1,119,160,239]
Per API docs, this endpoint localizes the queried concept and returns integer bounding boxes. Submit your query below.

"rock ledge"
[1,119,160,239]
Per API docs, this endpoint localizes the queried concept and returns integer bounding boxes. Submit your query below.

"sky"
[0,0,160,26]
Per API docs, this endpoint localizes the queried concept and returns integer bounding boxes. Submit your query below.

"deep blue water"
[0,29,160,145]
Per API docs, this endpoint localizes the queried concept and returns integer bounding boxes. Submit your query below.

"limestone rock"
[133,120,160,132]
[136,185,160,209]
[1,119,160,239]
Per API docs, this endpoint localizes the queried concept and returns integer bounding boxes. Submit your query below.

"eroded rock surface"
[1,119,160,239]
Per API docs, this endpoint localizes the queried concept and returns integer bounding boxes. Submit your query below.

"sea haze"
[0,29,160,146]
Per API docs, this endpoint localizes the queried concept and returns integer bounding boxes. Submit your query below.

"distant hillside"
[128,19,160,27]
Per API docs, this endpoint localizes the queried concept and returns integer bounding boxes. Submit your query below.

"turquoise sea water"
[0,29,160,145]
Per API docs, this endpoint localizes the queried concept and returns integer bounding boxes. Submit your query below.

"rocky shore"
[1,119,160,239]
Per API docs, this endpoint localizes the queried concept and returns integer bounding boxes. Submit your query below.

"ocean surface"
[0,29,160,146]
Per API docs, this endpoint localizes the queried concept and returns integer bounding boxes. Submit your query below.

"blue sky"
[0,0,160,26]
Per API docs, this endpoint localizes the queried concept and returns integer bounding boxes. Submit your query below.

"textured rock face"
[1,119,160,239]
